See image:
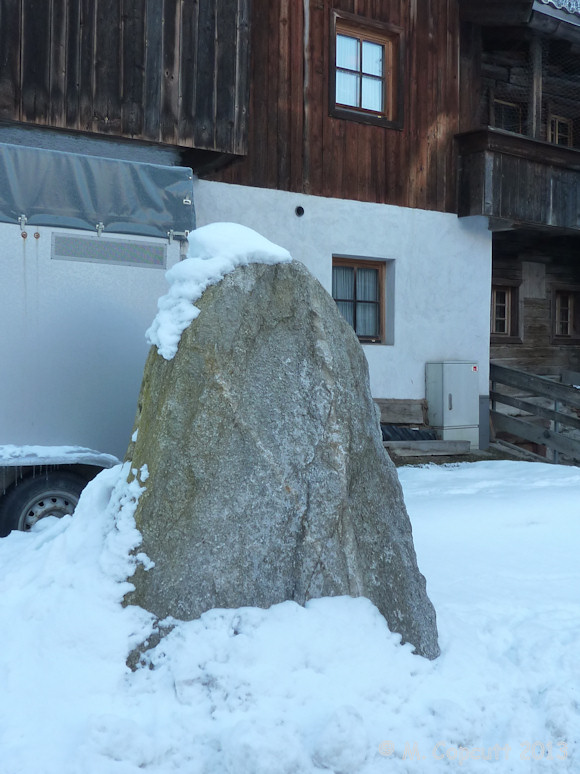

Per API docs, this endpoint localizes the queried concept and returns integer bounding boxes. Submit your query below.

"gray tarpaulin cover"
[0,142,194,239]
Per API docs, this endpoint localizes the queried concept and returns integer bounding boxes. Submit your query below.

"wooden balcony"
[456,128,580,232]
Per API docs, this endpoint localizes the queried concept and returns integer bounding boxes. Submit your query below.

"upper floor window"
[549,114,573,147]
[330,12,403,129]
[482,33,580,149]
[493,99,523,134]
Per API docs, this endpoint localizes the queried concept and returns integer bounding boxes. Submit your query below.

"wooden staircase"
[376,399,472,458]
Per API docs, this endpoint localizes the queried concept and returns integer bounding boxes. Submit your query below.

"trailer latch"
[167,230,190,244]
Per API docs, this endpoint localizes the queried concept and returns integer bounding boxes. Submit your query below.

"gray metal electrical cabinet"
[426,362,480,448]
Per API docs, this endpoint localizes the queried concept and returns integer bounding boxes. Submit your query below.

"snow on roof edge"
[538,0,580,17]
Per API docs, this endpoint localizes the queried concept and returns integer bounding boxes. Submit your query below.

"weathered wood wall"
[462,27,580,148]
[210,0,461,212]
[0,0,250,155]
[456,129,580,231]
[491,248,580,373]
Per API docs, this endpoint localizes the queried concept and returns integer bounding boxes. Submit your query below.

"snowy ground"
[0,459,578,774]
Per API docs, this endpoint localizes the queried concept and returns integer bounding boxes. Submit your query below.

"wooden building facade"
[2,0,580,379]
[490,233,580,373]
[210,0,461,213]
[0,0,250,166]
[204,0,580,378]
[456,0,580,375]
[193,0,493,443]
[6,0,580,438]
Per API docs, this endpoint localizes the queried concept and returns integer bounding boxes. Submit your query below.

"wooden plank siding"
[491,247,580,374]
[209,0,461,212]
[21,0,52,123]
[49,0,69,126]
[457,129,580,231]
[0,0,250,156]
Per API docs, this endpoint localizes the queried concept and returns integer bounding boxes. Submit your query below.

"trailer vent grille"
[51,234,166,269]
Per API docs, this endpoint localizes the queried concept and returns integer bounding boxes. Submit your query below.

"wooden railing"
[456,128,580,232]
[490,363,580,464]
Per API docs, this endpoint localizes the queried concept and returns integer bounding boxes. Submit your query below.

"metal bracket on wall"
[167,230,190,244]
[17,214,27,231]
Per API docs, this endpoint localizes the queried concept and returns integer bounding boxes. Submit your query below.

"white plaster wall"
[193,179,492,401]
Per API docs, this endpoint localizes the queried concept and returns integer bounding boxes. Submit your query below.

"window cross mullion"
[357,37,363,108]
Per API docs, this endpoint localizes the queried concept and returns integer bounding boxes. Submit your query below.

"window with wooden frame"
[553,290,580,339]
[549,114,573,147]
[491,285,519,338]
[330,12,403,129]
[332,257,385,343]
[493,99,523,134]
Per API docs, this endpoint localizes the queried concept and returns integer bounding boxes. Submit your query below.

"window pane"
[362,41,383,76]
[356,302,379,337]
[559,303,570,335]
[336,71,359,107]
[361,77,383,112]
[333,260,385,341]
[495,101,521,133]
[336,34,359,71]
[337,300,354,327]
[492,288,512,334]
[357,267,379,301]
[333,22,398,124]
[494,316,506,334]
[332,266,354,300]
[556,120,571,146]
[555,292,571,336]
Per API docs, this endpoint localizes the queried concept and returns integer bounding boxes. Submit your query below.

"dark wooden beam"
[459,0,534,26]
[491,411,580,460]
[529,34,542,140]
[490,390,580,432]
[456,127,580,171]
[384,440,472,456]
[490,362,580,408]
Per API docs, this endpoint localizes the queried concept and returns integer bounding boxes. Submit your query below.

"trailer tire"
[0,472,87,537]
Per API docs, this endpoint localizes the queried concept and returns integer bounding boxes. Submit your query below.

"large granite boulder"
[125,259,439,659]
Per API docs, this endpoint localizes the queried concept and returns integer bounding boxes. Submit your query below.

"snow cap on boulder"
[146,222,291,359]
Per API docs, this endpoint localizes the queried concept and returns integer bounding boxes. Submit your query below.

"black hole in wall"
[295,206,305,217]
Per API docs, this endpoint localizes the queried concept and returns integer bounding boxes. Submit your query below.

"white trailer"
[0,142,193,535]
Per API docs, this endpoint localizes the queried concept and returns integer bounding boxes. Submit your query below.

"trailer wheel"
[0,472,87,537]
